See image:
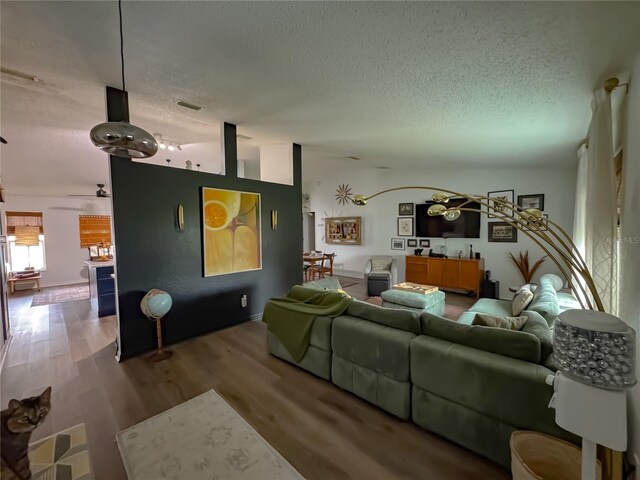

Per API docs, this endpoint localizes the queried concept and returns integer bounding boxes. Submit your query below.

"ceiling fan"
[68,184,111,199]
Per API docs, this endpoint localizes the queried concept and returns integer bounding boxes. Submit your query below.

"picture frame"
[419,239,430,247]
[397,217,413,236]
[391,238,405,250]
[325,216,362,245]
[398,203,414,216]
[202,187,262,277]
[487,190,514,218]
[407,238,418,247]
[517,194,545,211]
[488,222,518,242]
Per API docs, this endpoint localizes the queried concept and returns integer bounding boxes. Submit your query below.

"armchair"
[364,256,397,296]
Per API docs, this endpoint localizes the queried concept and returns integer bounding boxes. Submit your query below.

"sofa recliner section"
[331,311,416,419]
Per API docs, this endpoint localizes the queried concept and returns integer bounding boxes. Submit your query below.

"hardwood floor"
[1,287,507,480]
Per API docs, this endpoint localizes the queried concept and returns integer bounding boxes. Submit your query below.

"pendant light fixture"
[90,0,157,158]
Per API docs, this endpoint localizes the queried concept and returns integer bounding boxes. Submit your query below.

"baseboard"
[0,334,13,375]
[335,269,364,279]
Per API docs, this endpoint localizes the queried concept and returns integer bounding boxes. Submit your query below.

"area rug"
[31,285,89,307]
[116,390,304,480]
[29,423,92,480]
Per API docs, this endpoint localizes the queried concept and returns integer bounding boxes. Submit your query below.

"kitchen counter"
[85,261,115,317]
[84,260,114,268]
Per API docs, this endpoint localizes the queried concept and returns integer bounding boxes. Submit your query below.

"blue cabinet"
[87,263,116,317]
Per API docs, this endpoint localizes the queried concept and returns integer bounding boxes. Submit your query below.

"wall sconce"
[271,210,278,230]
[177,204,184,231]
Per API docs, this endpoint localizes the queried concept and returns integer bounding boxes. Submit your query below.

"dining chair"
[310,255,329,280]
[320,253,336,277]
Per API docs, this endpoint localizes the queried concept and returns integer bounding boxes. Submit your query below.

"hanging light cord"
[118,0,126,91]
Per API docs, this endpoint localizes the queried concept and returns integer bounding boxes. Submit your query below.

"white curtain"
[574,89,618,314]
[619,54,640,467]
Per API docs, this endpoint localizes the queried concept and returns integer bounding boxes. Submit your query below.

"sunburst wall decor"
[335,184,353,205]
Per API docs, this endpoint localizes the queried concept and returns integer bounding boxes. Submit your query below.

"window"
[5,211,46,272]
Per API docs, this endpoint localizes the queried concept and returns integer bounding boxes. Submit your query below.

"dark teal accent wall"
[110,152,302,360]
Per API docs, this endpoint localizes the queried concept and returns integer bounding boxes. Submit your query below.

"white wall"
[306,166,577,298]
[1,195,111,288]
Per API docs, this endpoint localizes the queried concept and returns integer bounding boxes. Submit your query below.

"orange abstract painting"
[202,187,262,277]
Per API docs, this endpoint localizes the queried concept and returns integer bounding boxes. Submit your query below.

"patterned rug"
[29,423,92,480]
[31,285,89,307]
[116,390,304,480]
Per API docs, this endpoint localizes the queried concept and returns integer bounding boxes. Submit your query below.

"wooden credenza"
[405,256,485,298]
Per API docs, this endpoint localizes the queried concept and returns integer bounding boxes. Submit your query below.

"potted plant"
[509,251,547,284]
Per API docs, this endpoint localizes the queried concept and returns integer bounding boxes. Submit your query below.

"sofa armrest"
[363,259,372,278]
[410,335,572,441]
[391,258,398,284]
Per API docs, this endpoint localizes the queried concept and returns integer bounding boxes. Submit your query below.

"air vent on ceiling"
[376,166,390,170]
[175,100,202,111]
[347,156,360,160]
[1,66,40,83]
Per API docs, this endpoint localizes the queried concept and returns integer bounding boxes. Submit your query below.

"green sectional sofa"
[264,274,577,469]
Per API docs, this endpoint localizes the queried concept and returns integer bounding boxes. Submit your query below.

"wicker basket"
[510,431,602,480]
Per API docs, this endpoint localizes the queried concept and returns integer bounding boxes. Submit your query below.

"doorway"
[303,212,315,252]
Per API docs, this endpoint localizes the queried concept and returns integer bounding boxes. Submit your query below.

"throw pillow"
[472,313,528,330]
[512,285,534,316]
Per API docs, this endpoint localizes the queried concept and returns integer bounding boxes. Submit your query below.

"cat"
[1,387,52,480]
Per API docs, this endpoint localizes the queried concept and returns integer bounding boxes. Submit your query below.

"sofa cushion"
[332,315,415,381]
[267,332,332,380]
[420,313,541,363]
[512,285,534,315]
[467,298,513,317]
[557,291,581,312]
[472,313,528,330]
[410,336,566,456]
[346,299,420,334]
[302,276,342,291]
[520,311,553,361]
[332,355,411,419]
[528,277,561,326]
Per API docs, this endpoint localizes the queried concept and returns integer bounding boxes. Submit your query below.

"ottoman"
[381,288,446,316]
[367,273,391,296]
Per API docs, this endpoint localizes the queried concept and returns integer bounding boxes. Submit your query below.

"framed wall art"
[397,217,413,236]
[419,239,430,248]
[202,187,262,277]
[325,217,362,245]
[517,194,545,211]
[407,239,418,247]
[487,190,514,218]
[488,222,518,242]
[399,203,414,216]
[391,238,405,250]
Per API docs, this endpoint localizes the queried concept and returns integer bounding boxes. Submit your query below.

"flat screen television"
[415,199,481,238]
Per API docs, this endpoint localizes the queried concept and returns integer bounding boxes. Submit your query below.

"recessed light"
[176,100,202,111]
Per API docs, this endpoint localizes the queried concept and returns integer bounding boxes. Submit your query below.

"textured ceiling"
[1,1,639,193]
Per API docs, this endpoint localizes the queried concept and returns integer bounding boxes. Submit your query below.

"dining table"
[303,253,326,281]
